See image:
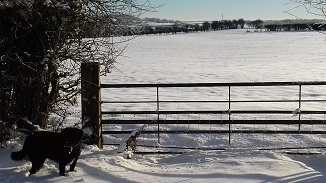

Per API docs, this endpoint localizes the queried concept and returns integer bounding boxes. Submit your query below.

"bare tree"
[203,21,211,31]
[0,0,156,132]
[237,18,246,29]
[288,0,326,18]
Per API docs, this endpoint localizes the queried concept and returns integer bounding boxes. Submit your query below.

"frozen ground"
[2,29,326,182]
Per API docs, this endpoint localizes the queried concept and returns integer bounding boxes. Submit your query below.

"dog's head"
[61,128,84,147]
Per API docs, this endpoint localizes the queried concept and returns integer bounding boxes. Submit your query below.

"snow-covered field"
[107,30,326,84]
[2,29,326,182]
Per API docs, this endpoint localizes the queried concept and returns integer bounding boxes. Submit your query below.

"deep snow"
[2,29,326,182]
[3,142,326,182]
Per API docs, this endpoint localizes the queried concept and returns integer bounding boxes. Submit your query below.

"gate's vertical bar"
[156,86,160,144]
[81,62,103,149]
[228,85,231,144]
[298,84,302,132]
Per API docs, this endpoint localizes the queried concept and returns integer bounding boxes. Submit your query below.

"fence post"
[81,62,103,149]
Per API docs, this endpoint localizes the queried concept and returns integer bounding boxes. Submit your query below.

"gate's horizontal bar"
[101,119,326,125]
[102,130,326,134]
[101,81,326,88]
[101,99,326,104]
[133,151,185,155]
[101,110,326,115]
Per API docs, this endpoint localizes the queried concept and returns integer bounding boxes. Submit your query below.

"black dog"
[11,128,84,176]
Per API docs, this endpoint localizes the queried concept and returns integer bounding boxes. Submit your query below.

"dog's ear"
[61,128,84,146]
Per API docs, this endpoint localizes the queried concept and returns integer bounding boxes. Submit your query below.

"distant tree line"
[138,18,263,35]
[81,17,326,37]
[264,22,326,31]
[138,19,326,35]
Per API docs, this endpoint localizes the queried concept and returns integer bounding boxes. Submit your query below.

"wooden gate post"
[81,62,103,149]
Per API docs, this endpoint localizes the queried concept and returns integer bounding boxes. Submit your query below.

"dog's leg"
[59,163,67,176]
[29,159,45,175]
[69,158,78,171]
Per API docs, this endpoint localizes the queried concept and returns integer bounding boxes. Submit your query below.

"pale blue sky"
[141,0,323,21]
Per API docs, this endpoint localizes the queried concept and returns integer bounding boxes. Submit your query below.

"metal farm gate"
[81,63,326,152]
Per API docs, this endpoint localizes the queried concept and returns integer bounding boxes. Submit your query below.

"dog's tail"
[11,149,26,161]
